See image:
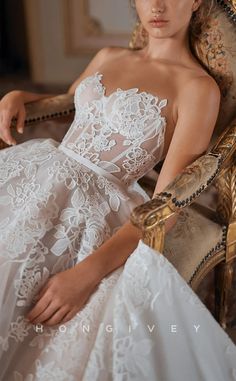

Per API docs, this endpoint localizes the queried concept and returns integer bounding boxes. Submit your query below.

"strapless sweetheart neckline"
[78,71,168,105]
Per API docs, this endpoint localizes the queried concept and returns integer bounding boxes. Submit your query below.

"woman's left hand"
[26,259,100,326]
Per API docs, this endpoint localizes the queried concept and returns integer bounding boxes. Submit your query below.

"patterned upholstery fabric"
[163,204,224,283]
[193,3,236,142]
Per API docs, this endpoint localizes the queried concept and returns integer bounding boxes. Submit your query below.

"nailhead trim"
[216,0,236,23]
[157,192,172,201]
[25,108,75,125]
[189,225,227,285]
[171,156,222,208]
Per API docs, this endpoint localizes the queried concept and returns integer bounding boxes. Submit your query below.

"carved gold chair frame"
[1,0,235,329]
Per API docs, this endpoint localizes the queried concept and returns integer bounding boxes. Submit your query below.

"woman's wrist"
[75,221,142,284]
[73,253,106,286]
[5,90,28,103]
[6,90,55,104]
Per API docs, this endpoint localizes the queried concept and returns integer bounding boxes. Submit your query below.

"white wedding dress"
[0,71,235,381]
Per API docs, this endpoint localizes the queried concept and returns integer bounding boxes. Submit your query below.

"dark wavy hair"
[189,0,215,44]
[189,0,216,73]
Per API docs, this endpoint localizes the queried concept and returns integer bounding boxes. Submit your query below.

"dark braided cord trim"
[216,0,236,22]
[188,225,227,285]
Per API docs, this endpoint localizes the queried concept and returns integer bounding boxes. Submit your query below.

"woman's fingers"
[16,107,26,134]
[32,284,50,305]
[0,106,25,144]
[43,306,72,326]
[59,308,78,325]
[30,302,62,325]
[0,91,26,144]
[26,292,52,322]
[0,110,16,145]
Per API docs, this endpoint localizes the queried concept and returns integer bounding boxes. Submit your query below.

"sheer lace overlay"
[0,73,236,381]
[59,72,167,186]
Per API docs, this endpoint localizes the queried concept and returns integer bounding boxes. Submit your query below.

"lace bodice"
[60,72,168,186]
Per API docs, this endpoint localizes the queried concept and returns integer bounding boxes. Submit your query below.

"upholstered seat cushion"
[163,203,225,284]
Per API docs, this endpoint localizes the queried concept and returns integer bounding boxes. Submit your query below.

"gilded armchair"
[0,0,235,330]
[129,0,236,330]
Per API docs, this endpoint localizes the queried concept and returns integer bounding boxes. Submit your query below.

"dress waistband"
[58,144,128,191]
[58,144,150,205]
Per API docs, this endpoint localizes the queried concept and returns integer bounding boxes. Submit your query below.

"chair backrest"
[128,0,236,145]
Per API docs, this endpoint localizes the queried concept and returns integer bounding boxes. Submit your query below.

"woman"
[0,0,235,379]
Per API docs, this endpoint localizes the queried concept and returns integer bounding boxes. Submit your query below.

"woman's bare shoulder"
[178,72,221,108]
[97,46,133,62]
[68,46,131,93]
[88,45,132,65]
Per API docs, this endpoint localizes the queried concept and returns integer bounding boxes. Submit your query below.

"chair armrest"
[130,192,174,231]
[211,119,236,166]
[130,152,223,230]
[12,94,75,127]
[131,117,236,231]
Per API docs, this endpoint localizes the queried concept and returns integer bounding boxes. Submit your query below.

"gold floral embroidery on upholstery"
[196,18,234,97]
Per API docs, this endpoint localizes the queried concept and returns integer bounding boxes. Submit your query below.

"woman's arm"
[3,90,56,104]
[0,47,112,146]
[1,47,112,107]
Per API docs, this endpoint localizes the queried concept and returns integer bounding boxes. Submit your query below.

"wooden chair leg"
[215,260,234,329]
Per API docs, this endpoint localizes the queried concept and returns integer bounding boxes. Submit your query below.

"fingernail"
[6,140,16,146]
[19,129,23,134]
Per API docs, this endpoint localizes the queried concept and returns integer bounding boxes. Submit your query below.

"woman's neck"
[140,30,193,65]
